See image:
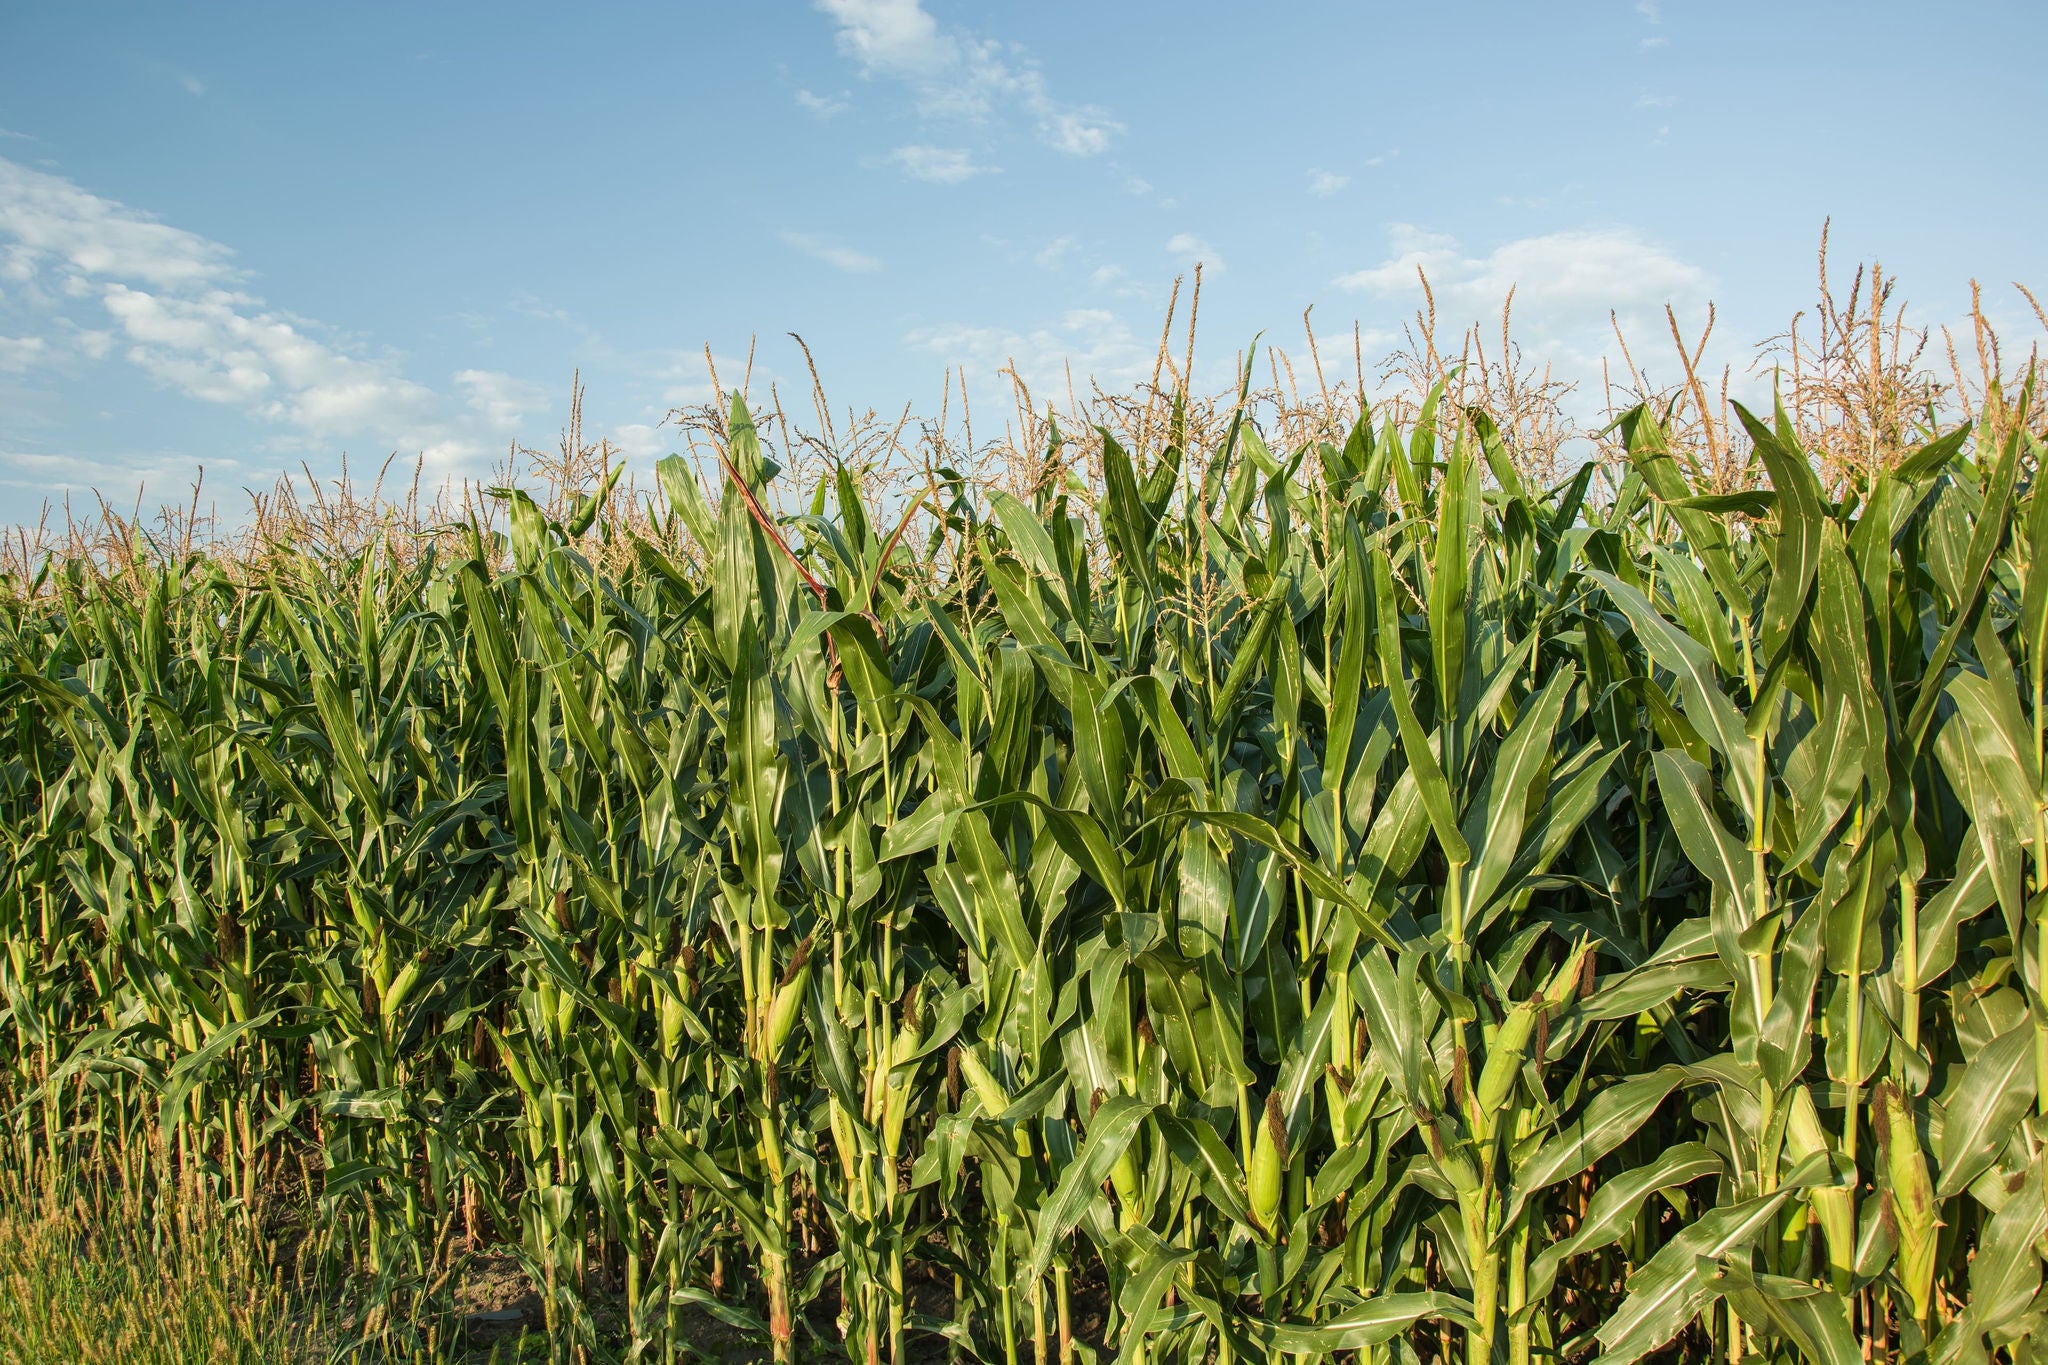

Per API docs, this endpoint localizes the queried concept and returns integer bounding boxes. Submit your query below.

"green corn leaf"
[1589,570,1758,815]
[1212,571,1291,720]
[1714,1259,1861,1365]
[1509,1067,1685,1213]
[1373,553,1470,864]
[1112,1230,1200,1365]
[1593,1183,1806,1365]
[726,628,786,910]
[991,489,1077,615]
[159,1012,276,1116]
[1617,406,1747,605]
[972,791,1125,911]
[1906,416,2025,747]
[1458,666,1572,916]
[1526,1143,1724,1303]
[1935,1022,2038,1199]
[1737,401,1824,666]
[1119,674,1210,797]
[656,452,718,549]
[1258,1292,1479,1351]
[1965,1161,2047,1342]
[649,1129,777,1252]
[1156,1112,1256,1229]
[1020,1095,1154,1290]
[1667,490,1778,516]
[1652,751,1756,945]
[1913,841,1996,986]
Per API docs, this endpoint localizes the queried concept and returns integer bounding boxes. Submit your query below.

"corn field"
[3,368,2047,1365]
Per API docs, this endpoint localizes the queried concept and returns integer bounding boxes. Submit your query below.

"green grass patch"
[0,1159,314,1365]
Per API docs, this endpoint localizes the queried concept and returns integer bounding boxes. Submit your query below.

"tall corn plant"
[3,378,2047,1365]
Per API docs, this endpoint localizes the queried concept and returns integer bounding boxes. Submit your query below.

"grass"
[0,1157,314,1365]
[0,1145,807,1364]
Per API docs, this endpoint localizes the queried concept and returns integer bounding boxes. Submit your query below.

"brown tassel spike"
[779,934,815,989]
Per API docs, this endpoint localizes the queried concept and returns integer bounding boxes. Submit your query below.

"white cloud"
[887,144,997,183]
[656,350,766,408]
[90,281,439,436]
[0,445,240,499]
[779,230,882,273]
[906,306,1149,395]
[0,157,235,289]
[1166,233,1224,272]
[1307,169,1349,197]
[795,88,849,118]
[1123,176,1153,197]
[456,369,550,430]
[0,335,46,372]
[1635,0,1667,50]
[1035,236,1076,271]
[1279,324,1398,398]
[821,0,952,78]
[610,422,670,461]
[1084,263,1152,301]
[1040,110,1112,157]
[1333,225,1711,394]
[1335,224,1705,317]
[1636,92,1677,109]
[815,0,1120,156]
[180,73,208,97]
[0,154,543,491]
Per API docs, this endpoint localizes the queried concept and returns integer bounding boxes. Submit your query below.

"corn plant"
[1,367,2044,1365]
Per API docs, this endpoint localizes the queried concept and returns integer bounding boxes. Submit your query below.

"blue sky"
[1,0,2043,526]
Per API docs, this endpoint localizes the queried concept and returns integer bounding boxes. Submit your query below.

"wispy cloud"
[795,88,849,118]
[1083,263,1152,301]
[0,445,242,500]
[0,155,544,482]
[1166,233,1224,272]
[0,335,47,372]
[1635,0,1667,50]
[179,73,208,96]
[456,369,551,430]
[1335,223,1709,359]
[608,422,671,461]
[1307,169,1349,197]
[906,306,1148,394]
[98,282,441,435]
[1035,236,1076,271]
[0,158,236,290]
[0,157,436,440]
[657,349,769,408]
[1337,224,1704,310]
[778,229,881,273]
[887,144,997,183]
[816,0,1121,156]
